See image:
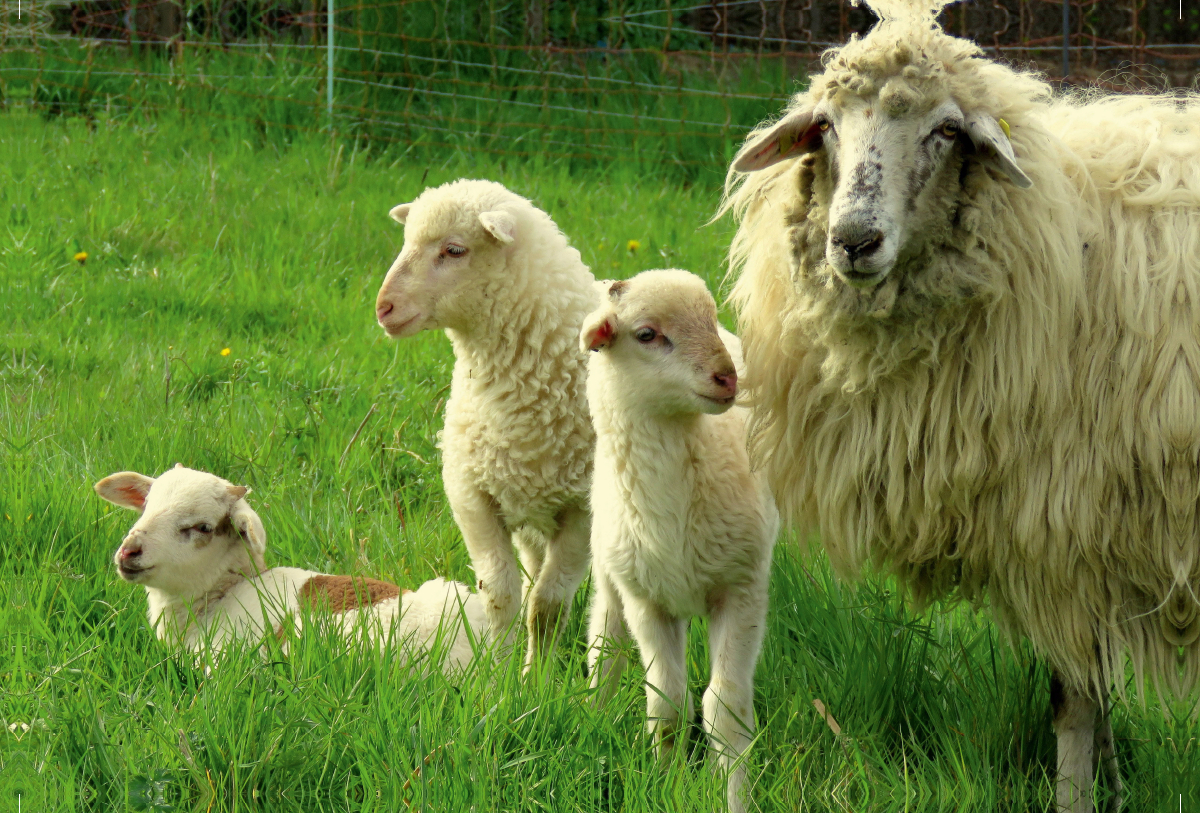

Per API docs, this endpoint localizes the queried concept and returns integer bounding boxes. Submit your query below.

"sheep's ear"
[389,203,412,224]
[732,107,821,173]
[230,502,267,563]
[478,210,516,244]
[581,307,617,352]
[94,472,155,512]
[964,112,1032,189]
[227,485,250,501]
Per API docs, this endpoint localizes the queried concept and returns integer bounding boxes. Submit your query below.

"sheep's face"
[733,90,1030,291]
[375,186,517,337]
[95,466,266,598]
[581,270,737,417]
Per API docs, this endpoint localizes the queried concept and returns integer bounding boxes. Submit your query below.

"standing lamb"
[96,465,487,670]
[722,0,1200,809]
[582,270,778,813]
[374,179,596,668]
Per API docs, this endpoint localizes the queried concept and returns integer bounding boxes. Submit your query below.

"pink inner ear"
[117,485,147,509]
[588,320,614,350]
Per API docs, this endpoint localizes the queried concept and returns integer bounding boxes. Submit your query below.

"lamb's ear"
[964,112,1033,189]
[732,107,822,173]
[230,501,267,564]
[389,203,412,224]
[581,307,617,352]
[94,472,155,512]
[478,210,516,244]
[227,484,250,501]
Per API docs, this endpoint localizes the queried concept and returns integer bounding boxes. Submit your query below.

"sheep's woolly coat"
[427,182,596,538]
[724,0,1200,695]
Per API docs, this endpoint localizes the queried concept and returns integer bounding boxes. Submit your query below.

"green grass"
[2,110,1197,812]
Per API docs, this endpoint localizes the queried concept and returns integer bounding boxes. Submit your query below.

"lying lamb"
[96,465,486,669]
[582,270,779,813]
[375,179,596,668]
[722,0,1200,808]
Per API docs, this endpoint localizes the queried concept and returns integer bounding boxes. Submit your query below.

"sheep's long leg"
[704,583,768,813]
[523,505,591,669]
[1095,694,1122,811]
[1052,669,1098,813]
[586,564,630,705]
[443,479,521,653]
[624,595,690,758]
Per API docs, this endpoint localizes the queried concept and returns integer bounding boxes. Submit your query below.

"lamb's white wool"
[96,465,486,671]
[375,179,596,667]
[722,0,1200,809]
[582,270,778,813]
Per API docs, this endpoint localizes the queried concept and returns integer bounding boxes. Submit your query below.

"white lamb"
[581,270,779,813]
[374,179,596,668]
[722,0,1200,809]
[96,465,486,669]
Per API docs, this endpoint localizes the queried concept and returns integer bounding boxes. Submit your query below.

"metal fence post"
[327,0,335,127]
[1065,0,1075,80]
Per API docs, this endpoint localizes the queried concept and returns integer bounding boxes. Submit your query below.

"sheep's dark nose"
[831,230,884,263]
[713,370,737,394]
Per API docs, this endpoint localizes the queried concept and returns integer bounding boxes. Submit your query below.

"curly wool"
[723,8,1200,697]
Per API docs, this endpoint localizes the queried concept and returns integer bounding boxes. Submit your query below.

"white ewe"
[96,465,486,670]
[374,179,596,668]
[722,0,1200,809]
[582,270,778,813]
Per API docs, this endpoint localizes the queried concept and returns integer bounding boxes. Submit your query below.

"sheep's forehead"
[404,181,522,246]
[621,276,717,335]
[141,469,233,519]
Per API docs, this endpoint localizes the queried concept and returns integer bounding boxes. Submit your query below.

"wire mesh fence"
[2,1,1199,171]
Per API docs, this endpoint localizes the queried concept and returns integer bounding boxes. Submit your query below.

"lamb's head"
[95,465,266,598]
[581,269,737,417]
[375,179,529,337]
[731,3,1033,291]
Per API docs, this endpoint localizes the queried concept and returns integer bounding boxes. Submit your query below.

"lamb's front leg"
[704,584,767,813]
[586,563,629,705]
[524,505,591,669]
[1052,669,1098,813]
[623,594,690,758]
[443,476,521,653]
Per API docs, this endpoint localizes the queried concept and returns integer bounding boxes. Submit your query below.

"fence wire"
[2,1,1198,169]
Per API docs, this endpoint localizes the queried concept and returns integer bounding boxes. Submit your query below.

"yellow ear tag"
[998,118,1011,140]
[779,129,795,156]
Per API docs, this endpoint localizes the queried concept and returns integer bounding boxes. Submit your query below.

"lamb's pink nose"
[119,545,142,561]
[376,301,394,321]
[713,370,737,394]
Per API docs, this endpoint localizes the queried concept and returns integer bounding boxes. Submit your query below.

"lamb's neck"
[596,399,702,502]
[145,568,252,646]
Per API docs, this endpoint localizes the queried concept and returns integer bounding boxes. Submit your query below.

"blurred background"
[4,0,1200,174]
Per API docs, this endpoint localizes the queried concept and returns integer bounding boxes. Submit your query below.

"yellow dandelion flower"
[220,347,231,357]
[74,251,88,263]
[626,239,641,253]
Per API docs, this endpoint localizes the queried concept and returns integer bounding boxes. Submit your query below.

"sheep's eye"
[635,327,657,343]
[937,121,961,138]
[816,117,831,132]
[444,244,467,257]
[194,523,214,534]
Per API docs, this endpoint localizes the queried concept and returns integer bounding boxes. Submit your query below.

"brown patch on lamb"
[299,575,402,612]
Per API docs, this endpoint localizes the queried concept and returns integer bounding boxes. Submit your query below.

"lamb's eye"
[937,121,960,138]
[635,328,657,343]
[445,244,467,257]
[816,117,831,132]
[194,523,213,534]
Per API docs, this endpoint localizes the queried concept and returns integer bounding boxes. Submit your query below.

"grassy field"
[2,110,1197,812]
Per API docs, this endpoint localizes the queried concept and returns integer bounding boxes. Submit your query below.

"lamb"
[95,465,486,670]
[374,179,597,668]
[721,0,1200,809]
[581,270,779,813]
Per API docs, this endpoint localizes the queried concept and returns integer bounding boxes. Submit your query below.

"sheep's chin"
[117,563,154,582]
[835,267,890,290]
[379,310,425,338]
[694,393,736,415]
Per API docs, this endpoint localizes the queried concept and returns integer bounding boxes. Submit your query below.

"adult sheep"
[722,0,1200,810]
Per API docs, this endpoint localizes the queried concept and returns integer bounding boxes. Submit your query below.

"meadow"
[2,109,1198,812]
